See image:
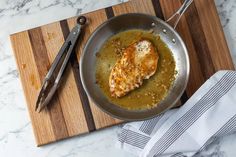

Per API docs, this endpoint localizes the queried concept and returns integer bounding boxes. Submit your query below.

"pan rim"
[80,13,190,120]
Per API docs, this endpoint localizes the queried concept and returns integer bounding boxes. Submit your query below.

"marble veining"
[0,0,235,157]
[194,131,236,157]
[215,0,236,65]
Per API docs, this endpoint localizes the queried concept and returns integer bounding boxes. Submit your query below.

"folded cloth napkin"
[117,70,236,157]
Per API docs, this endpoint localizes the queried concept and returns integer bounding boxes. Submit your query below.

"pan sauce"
[95,29,176,110]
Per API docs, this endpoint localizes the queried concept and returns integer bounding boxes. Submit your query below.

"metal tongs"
[35,16,87,113]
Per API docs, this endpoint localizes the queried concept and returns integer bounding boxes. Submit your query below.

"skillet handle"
[166,0,193,29]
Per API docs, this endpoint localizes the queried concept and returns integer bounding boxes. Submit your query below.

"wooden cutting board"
[10,0,234,146]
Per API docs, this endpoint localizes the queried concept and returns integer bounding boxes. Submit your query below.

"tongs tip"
[35,80,49,113]
[35,99,43,113]
[35,100,48,113]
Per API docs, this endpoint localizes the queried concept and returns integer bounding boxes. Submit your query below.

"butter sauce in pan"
[95,29,176,110]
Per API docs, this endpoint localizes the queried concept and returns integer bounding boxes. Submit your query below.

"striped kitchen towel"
[117,70,236,157]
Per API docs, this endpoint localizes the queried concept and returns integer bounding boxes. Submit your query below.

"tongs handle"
[44,41,70,80]
[45,16,87,81]
[55,41,75,84]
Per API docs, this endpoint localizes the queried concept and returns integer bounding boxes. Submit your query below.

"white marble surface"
[0,0,235,157]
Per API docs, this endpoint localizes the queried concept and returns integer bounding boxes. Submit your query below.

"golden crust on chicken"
[109,39,159,97]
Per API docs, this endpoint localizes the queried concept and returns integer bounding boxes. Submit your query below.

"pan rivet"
[172,38,176,43]
[151,23,156,27]
[163,29,167,33]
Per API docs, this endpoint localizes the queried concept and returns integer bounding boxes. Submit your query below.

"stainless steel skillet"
[80,0,192,120]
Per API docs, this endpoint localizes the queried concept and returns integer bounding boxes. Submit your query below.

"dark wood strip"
[184,1,215,79]
[180,91,189,105]
[151,0,165,20]
[60,20,71,42]
[59,20,96,132]
[28,28,69,139]
[105,7,115,19]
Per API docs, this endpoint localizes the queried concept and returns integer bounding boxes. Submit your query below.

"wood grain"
[41,22,89,136]
[28,27,69,141]
[10,0,234,146]
[11,31,55,145]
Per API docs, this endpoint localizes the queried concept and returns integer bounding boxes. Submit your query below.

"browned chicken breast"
[109,39,159,98]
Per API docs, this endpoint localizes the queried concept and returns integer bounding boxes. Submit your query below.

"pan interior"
[80,13,189,120]
[95,29,176,110]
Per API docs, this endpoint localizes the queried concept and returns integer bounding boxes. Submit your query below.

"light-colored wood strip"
[67,9,123,129]
[10,32,55,146]
[41,22,89,136]
[112,1,137,15]
[112,0,155,15]
[194,0,234,70]
[131,0,156,15]
[89,99,122,129]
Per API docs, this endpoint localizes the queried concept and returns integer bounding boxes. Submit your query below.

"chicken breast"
[109,39,159,98]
